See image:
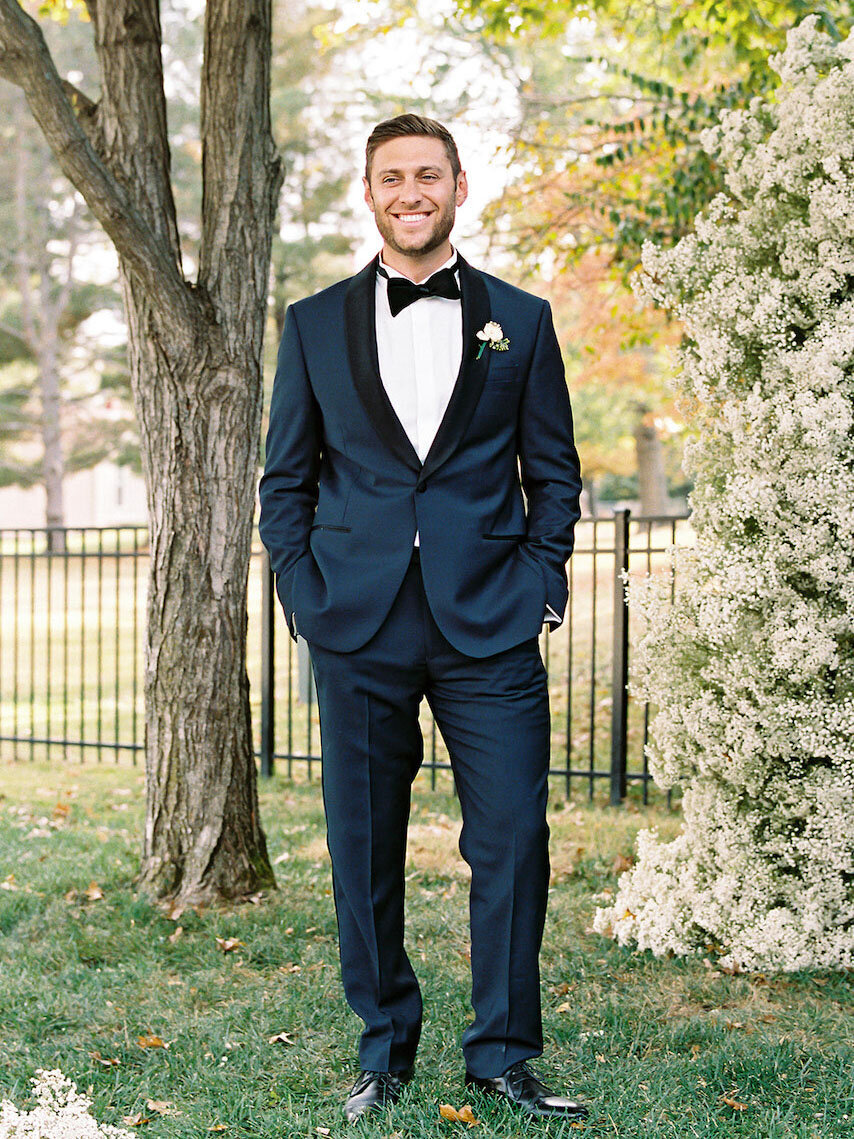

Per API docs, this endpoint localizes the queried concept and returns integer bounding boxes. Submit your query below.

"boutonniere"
[476,321,510,359]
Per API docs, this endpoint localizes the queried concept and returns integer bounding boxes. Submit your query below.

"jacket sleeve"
[258,304,321,639]
[517,300,582,625]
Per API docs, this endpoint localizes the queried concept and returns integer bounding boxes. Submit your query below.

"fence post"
[260,548,275,777]
[610,508,630,805]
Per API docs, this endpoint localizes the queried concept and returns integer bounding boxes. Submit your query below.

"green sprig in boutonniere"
[476,321,510,360]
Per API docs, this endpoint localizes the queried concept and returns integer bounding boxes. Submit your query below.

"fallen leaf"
[315,1129,331,1137]
[556,1001,572,1013]
[122,1113,151,1126]
[146,1099,180,1116]
[612,854,634,873]
[84,881,105,901]
[439,1103,481,1125]
[215,936,245,953]
[208,1126,228,1133]
[89,1050,121,1067]
[166,901,184,922]
[268,1031,295,1045]
[0,874,17,891]
[137,1034,167,1049]
[63,888,78,903]
[721,1095,749,1111]
[168,926,184,944]
[53,803,70,820]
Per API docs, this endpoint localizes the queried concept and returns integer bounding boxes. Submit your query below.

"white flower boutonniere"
[476,321,510,359]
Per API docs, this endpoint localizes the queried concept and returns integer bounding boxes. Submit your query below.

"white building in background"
[0,461,147,529]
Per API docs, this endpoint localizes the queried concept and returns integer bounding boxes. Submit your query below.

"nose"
[397,177,422,207]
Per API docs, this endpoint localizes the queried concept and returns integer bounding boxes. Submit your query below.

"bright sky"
[337,1,521,268]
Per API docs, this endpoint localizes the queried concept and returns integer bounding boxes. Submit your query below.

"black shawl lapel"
[419,253,492,484]
[344,256,421,473]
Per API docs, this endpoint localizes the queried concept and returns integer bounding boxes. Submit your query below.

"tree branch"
[91,0,183,269]
[0,319,30,348]
[0,0,194,331]
[59,77,104,153]
[199,0,283,320]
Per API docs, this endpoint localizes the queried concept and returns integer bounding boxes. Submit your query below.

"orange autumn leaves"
[439,1102,481,1126]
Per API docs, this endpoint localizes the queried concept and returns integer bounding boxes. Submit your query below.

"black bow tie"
[380,265,461,317]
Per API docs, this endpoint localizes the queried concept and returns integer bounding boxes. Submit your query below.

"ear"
[455,170,468,208]
[363,177,375,213]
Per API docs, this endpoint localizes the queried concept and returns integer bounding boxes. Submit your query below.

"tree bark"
[0,0,282,904]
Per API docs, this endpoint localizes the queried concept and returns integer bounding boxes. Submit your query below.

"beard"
[372,198,456,258]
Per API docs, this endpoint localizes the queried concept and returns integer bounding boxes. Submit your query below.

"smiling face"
[363,135,468,280]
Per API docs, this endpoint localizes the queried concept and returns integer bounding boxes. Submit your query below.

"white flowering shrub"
[0,1070,134,1139]
[594,16,854,972]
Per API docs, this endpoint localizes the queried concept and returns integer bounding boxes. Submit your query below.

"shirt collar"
[377,249,458,284]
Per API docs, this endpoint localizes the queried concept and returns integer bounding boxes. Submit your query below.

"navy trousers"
[306,547,551,1078]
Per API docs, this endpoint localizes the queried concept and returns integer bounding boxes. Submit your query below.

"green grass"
[1,762,851,1137]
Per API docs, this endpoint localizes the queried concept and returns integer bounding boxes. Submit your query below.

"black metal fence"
[0,511,691,803]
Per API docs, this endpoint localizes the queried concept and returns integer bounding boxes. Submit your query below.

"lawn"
[1,761,851,1138]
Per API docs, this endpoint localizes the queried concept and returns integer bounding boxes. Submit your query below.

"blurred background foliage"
[6,0,850,520]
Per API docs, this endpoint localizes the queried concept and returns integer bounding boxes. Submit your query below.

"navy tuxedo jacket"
[258,253,582,659]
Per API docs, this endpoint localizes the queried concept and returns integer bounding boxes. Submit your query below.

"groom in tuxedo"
[259,114,586,1123]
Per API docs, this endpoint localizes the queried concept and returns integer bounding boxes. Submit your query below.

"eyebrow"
[376,164,444,176]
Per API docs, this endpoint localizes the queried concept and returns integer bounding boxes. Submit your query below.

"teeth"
[396,213,429,223]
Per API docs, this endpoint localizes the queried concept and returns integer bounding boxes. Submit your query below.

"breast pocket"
[485,363,520,385]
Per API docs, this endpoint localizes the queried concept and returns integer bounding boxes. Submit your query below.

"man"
[259,114,586,1124]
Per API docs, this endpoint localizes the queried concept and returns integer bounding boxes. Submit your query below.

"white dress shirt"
[375,251,463,482]
[374,250,561,628]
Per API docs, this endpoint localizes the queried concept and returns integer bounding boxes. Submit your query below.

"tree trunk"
[0,0,282,905]
[37,335,66,554]
[13,103,66,552]
[633,405,670,516]
[127,287,274,902]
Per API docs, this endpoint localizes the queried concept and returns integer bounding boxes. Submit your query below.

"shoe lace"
[505,1061,549,1092]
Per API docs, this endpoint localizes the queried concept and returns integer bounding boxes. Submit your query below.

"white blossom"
[596,16,854,972]
[0,1070,135,1139]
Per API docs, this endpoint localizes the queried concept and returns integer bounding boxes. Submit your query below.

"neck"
[381,240,454,283]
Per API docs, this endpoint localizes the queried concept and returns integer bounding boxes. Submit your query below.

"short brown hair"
[365,114,461,182]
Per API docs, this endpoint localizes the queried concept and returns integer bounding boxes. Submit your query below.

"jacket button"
[416,483,427,493]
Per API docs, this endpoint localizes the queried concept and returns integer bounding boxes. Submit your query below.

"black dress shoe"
[343,1068,413,1122]
[465,1060,589,1119]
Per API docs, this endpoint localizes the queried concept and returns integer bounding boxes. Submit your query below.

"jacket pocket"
[485,364,519,384]
[310,524,352,532]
